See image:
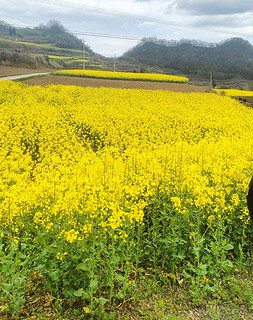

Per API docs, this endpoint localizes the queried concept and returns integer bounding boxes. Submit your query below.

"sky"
[0,0,252,56]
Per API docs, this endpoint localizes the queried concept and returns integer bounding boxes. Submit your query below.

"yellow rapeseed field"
[53,69,189,83]
[48,55,75,60]
[215,89,253,97]
[0,81,252,245]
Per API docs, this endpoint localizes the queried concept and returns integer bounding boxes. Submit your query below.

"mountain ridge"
[1,20,253,80]
[121,37,253,79]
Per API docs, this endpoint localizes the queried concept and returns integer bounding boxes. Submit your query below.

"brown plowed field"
[24,75,208,92]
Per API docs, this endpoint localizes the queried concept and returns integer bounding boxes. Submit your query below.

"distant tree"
[9,27,13,36]
[219,37,252,50]
[45,20,65,33]
[38,23,46,30]
[0,20,8,26]
[0,20,10,33]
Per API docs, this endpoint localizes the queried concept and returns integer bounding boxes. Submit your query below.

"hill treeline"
[122,37,253,79]
[0,20,92,52]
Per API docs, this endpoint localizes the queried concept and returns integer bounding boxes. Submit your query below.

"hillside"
[1,20,253,82]
[0,20,87,50]
[0,20,95,69]
[0,20,140,72]
[122,37,253,80]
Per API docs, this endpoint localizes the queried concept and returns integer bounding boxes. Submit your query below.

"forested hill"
[122,37,253,79]
[0,20,138,71]
[0,20,92,52]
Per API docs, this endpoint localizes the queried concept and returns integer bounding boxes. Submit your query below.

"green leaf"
[177,253,186,261]
[90,279,98,289]
[19,258,29,267]
[188,264,196,273]
[221,260,233,271]
[206,283,219,292]
[115,274,125,282]
[3,283,13,292]
[97,297,108,305]
[49,271,59,281]
[222,239,227,246]
[116,291,125,299]
[198,264,208,276]
[36,249,50,261]
[17,252,26,259]
[83,307,91,314]
[223,244,234,251]
[74,288,85,297]
[14,298,25,312]
[77,263,90,272]
[210,242,216,250]
[38,234,47,246]
[21,243,27,250]
[63,288,74,298]
[183,270,191,279]
[35,264,45,270]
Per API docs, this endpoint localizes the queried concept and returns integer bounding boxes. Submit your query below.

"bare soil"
[233,96,253,108]
[0,66,54,77]
[23,74,209,92]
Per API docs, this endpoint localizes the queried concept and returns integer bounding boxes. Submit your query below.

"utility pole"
[83,40,86,70]
[210,71,212,89]
[113,55,116,72]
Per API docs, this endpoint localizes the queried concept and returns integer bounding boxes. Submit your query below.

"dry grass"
[0,66,54,77]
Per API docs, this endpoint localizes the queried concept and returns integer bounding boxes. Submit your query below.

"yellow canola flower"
[170,197,182,208]
[65,229,79,243]
[53,69,189,83]
[0,81,252,242]
[215,89,253,97]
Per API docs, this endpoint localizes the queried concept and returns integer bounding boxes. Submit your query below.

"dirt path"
[23,75,208,92]
[0,72,50,81]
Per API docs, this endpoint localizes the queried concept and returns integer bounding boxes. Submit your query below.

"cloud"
[176,0,253,15]
[138,21,158,27]
[0,0,252,56]
[193,13,253,28]
[0,0,137,31]
[134,0,174,2]
[134,0,177,12]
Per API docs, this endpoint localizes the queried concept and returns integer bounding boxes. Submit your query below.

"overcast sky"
[0,0,252,56]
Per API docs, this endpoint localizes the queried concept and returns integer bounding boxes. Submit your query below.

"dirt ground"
[0,66,54,77]
[234,96,253,108]
[23,74,209,92]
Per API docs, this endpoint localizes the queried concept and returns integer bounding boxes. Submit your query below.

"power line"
[29,0,251,38]
[71,31,141,41]
[8,23,141,41]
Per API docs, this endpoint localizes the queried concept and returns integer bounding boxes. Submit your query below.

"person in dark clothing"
[246,176,253,220]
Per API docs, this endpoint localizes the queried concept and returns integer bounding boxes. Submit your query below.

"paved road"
[0,72,50,81]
